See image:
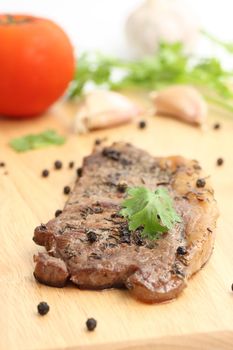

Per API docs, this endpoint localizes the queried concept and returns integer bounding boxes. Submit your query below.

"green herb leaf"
[120,186,181,240]
[68,41,233,113]
[9,130,66,152]
[201,30,233,54]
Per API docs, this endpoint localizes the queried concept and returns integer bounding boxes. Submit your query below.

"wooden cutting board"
[1,101,233,350]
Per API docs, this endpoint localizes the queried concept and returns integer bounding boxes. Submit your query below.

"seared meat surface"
[33,143,218,302]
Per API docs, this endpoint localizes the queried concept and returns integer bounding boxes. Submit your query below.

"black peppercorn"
[94,207,103,214]
[77,167,83,177]
[196,178,206,188]
[213,123,221,130]
[86,318,97,331]
[37,302,50,316]
[87,230,97,243]
[69,161,74,169]
[120,235,131,244]
[95,138,101,145]
[40,224,47,230]
[54,160,62,170]
[176,246,187,255]
[117,181,128,193]
[216,158,224,166]
[120,229,131,244]
[138,120,146,129]
[0,162,5,167]
[111,213,123,218]
[42,169,49,178]
[63,186,71,195]
[102,148,121,161]
[55,209,62,217]
[231,283,233,292]
[135,235,143,246]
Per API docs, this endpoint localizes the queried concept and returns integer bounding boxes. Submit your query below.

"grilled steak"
[33,142,219,303]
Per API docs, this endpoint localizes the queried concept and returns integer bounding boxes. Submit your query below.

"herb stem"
[201,29,233,53]
[204,95,233,113]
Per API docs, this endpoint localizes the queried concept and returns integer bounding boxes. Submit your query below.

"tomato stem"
[0,14,33,25]
[7,14,14,24]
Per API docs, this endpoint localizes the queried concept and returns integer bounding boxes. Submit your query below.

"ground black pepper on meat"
[77,167,83,177]
[87,230,97,243]
[111,213,123,219]
[102,148,121,161]
[117,181,128,193]
[121,158,132,166]
[32,142,217,302]
[134,234,144,246]
[40,224,47,230]
[55,209,62,217]
[94,207,103,214]
[196,178,206,188]
[120,228,131,244]
[176,246,187,255]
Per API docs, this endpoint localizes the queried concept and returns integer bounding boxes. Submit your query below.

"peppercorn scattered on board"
[0,102,233,350]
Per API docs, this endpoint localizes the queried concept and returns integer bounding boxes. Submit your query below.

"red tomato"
[0,14,75,118]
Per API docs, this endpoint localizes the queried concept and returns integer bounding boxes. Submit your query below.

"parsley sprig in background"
[69,33,233,113]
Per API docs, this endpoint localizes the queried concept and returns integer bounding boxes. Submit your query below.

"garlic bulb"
[125,0,199,58]
[150,85,207,125]
[73,90,141,134]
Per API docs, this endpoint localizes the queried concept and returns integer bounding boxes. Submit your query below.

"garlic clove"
[150,85,207,125]
[86,110,133,131]
[125,0,199,58]
[73,103,89,134]
[73,90,141,134]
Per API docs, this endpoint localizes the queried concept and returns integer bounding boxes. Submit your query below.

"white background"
[1,0,233,62]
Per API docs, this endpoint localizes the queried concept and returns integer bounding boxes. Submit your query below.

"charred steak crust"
[33,142,219,303]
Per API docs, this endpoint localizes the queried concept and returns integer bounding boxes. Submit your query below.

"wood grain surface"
[0,101,233,350]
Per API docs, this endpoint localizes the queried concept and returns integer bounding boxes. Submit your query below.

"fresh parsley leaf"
[68,41,233,113]
[201,30,233,54]
[120,186,181,240]
[9,129,66,152]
